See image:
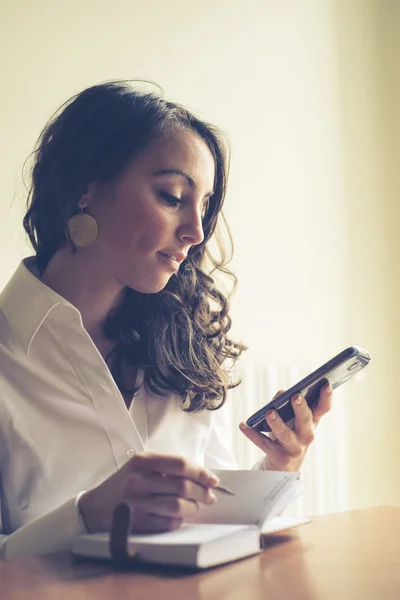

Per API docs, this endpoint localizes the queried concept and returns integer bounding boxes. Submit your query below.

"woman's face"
[81,129,216,293]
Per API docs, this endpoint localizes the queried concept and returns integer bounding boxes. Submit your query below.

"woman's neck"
[40,248,124,351]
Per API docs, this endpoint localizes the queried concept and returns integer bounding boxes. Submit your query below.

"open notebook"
[71,470,310,569]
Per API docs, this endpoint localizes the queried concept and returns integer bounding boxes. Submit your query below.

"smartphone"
[246,346,371,432]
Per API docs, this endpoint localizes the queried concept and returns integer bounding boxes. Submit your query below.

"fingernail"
[208,491,217,504]
[294,394,303,405]
[239,421,249,431]
[325,382,332,393]
[267,410,277,420]
[207,471,220,485]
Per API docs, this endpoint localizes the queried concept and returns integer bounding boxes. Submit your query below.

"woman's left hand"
[239,382,333,471]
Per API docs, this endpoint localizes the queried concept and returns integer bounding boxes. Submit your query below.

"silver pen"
[214,484,235,496]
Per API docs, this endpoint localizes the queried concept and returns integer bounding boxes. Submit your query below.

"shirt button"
[126,448,136,458]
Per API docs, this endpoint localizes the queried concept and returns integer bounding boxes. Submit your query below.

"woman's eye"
[160,192,182,207]
[202,201,209,219]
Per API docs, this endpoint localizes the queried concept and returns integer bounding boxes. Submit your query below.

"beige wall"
[0,0,398,509]
[332,0,400,508]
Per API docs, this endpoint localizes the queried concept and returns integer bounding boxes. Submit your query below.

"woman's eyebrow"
[153,168,214,198]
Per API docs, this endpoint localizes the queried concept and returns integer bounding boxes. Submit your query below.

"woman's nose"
[179,209,205,246]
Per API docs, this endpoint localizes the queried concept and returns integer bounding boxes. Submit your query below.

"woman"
[0,81,332,559]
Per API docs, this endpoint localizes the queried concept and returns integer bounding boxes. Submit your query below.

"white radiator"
[228,363,350,517]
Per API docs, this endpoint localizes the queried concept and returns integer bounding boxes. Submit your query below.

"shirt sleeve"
[0,492,87,560]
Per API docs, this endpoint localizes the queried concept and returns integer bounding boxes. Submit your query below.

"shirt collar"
[0,256,82,354]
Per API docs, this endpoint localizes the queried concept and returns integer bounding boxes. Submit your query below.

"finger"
[239,421,299,470]
[130,494,199,519]
[260,390,286,442]
[263,409,302,456]
[291,394,315,445]
[312,382,333,424]
[239,421,279,455]
[130,452,219,488]
[131,510,183,534]
[138,474,217,505]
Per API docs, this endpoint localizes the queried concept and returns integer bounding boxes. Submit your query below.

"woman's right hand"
[78,452,220,534]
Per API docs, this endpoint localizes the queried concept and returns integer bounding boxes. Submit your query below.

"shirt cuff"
[2,492,88,560]
[252,456,267,470]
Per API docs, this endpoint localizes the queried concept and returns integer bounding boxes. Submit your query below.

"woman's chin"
[126,276,171,295]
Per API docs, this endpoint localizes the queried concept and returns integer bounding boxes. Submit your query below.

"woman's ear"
[77,183,97,210]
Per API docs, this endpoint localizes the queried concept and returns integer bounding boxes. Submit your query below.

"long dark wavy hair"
[23,81,246,412]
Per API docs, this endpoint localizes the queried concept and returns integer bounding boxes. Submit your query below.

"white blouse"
[0,258,244,560]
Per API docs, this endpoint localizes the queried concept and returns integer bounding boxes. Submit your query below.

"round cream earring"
[66,208,98,248]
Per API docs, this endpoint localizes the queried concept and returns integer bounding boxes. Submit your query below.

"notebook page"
[261,516,311,534]
[187,470,299,527]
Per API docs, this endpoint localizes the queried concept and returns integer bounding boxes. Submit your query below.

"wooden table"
[0,506,399,599]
